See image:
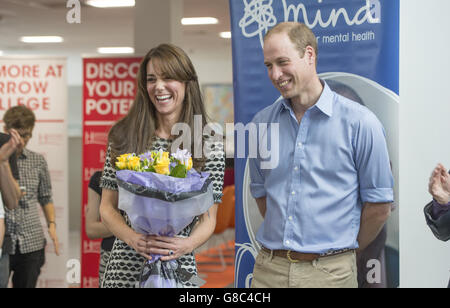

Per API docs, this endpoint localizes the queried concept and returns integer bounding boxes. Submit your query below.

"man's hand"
[43,203,59,256]
[48,223,60,256]
[0,129,22,209]
[255,197,267,218]
[0,129,21,163]
[428,163,450,204]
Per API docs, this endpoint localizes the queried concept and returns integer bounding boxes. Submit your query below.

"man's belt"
[261,246,354,263]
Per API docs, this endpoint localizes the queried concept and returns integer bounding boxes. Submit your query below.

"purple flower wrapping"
[116,170,214,288]
[117,169,210,194]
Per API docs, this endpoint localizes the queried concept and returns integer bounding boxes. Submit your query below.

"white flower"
[171,148,191,166]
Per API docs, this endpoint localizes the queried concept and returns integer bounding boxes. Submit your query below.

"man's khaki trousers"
[251,249,358,288]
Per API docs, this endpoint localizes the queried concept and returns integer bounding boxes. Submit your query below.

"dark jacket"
[424,200,450,242]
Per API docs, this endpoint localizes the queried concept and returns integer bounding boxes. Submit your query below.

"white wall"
[187,42,233,85]
[400,0,450,288]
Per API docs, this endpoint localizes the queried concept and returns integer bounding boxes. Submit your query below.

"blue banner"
[230,0,399,288]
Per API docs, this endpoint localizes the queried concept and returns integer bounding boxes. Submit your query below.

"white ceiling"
[0,0,232,55]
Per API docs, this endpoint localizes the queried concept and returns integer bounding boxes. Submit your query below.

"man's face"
[263,32,315,103]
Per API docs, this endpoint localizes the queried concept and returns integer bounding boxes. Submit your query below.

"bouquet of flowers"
[115,149,214,288]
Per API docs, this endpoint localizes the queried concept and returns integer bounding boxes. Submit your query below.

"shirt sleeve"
[38,156,53,206]
[249,156,266,199]
[100,145,118,191]
[431,199,450,220]
[353,110,394,204]
[203,140,225,204]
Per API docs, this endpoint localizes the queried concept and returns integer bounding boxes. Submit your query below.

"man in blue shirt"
[249,22,394,288]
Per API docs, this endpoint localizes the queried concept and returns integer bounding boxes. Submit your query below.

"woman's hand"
[127,231,154,260]
[100,189,153,260]
[144,235,194,261]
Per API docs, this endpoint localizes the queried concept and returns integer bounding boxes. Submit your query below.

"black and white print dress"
[100,137,225,288]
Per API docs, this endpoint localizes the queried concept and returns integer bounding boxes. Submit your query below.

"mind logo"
[239,0,381,48]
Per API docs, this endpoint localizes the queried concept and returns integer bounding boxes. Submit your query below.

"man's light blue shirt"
[249,81,394,254]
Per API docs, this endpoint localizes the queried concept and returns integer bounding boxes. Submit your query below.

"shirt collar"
[279,79,334,117]
[19,148,30,159]
[314,80,334,117]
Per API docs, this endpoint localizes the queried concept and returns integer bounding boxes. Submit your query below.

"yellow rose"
[118,153,131,163]
[186,157,193,170]
[162,151,170,160]
[153,151,170,175]
[127,156,141,171]
[155,151,170,165]
[154,162,170,175]
[116,153,133,170]
[115,161,127,170]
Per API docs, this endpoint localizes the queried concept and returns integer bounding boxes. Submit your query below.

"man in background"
[2,106,59,288]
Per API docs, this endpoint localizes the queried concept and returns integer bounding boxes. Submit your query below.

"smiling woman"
[107,44,210,165]
[99,43,225,288]
[146,60,186,120]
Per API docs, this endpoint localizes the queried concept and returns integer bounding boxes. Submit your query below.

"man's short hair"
[264,22,318,62]
[3,106,36,130]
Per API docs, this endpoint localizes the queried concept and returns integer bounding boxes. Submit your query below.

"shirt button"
[297,142,303,148]
[288,216,293,220]
[285,240,290,245]
[294,166,299,171]
[291,191,296,195]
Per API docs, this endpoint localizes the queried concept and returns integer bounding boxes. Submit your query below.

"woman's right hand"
[127,231,153,260]
[100,189,152,260]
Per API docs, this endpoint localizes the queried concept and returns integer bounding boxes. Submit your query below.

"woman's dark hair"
[108,44,209,170]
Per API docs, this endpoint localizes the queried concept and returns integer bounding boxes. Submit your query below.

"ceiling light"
[20,36,64,43]
[97,47,135,54]
[181,17,219,25]
[220,32,232,39]
[86,0,135,8]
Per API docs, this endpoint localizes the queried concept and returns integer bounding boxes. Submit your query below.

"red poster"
[81,58,141,288]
